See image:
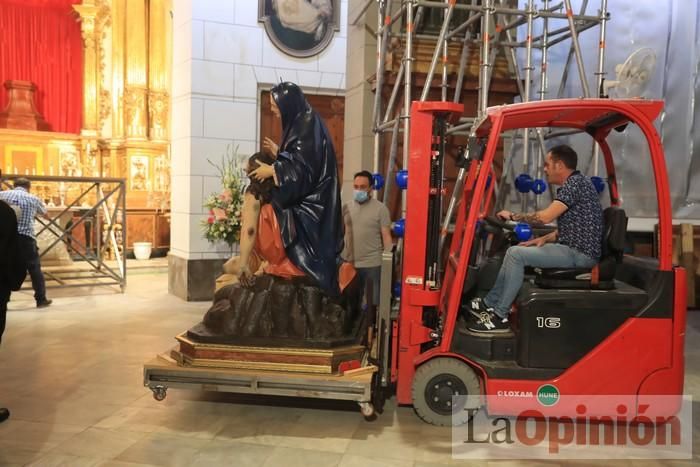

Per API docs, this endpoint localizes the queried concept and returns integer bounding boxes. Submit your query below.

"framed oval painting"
[259,0,340,58]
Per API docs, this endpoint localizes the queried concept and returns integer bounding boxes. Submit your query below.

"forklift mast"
[395,101,463,403]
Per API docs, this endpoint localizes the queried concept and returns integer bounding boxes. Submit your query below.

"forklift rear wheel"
[412,358,481,426]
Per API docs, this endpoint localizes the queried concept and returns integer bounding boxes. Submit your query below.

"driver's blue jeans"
[483,243,597,319]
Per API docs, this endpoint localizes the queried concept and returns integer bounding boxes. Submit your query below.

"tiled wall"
[170,0,348,261]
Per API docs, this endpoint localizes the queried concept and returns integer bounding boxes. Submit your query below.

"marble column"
[168,0,233,301]
[73,2,100,136]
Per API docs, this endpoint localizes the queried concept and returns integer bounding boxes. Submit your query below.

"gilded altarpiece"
[101,0,172,253]
[0,0,173,254]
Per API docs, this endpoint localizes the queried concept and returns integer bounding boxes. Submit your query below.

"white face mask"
[353,189,369,203]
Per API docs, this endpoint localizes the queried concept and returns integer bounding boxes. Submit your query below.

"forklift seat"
[534,207,628,290]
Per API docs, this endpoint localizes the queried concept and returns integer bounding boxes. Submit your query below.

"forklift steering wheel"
[483,216,515,231]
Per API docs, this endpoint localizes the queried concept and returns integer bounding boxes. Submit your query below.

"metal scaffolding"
[1,174,127,292]
[364,0,610,247]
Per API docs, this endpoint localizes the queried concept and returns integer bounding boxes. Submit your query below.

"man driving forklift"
[469,144,604,333]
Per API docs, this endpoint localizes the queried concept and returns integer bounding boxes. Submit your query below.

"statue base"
[177,272,366,374]
[174,333,365,374]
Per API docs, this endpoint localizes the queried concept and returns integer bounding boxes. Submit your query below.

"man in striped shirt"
[0,178,52,308]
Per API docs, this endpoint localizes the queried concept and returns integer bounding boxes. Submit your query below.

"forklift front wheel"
[412,358,482,426]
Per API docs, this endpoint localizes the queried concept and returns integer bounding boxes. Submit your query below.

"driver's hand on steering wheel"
[519,236,547,247]
[496,210,513,221]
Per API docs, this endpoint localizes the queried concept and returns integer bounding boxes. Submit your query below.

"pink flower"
[212,207,227,221]
[219,189,233,203]
[207,216,215,224]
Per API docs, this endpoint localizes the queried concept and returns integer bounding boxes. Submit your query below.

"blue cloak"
[269,82,343,295]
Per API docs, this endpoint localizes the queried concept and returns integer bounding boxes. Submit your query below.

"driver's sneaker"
[467,297,494,320]
[468,311,510,333]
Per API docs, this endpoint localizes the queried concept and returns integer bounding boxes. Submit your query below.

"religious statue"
[130,156,149,191]
[60,151,79,177]
[188,82,362,346]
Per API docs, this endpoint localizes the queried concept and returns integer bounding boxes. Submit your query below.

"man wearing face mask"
[344,170,393,308]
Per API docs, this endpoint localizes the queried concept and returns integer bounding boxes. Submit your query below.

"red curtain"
[0,0,83,134]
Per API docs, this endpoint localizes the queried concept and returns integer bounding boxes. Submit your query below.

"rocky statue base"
[185,273,364,351]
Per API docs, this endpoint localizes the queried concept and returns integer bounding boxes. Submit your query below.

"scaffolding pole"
[372,0,390,176]
[564,0,591,97]
[382,118,402,204]
[441,2,449,101]
[557,0,588,99]
[401,1,416,216]
[520,0,535,212]
[591,0,609,176]
[535,0,550,209]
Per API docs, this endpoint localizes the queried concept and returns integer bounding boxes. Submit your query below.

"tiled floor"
[0,270,698,466]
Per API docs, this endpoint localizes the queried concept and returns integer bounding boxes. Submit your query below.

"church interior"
[0,0,699,465]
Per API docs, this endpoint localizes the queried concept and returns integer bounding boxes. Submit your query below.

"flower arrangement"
[201,145,247,247]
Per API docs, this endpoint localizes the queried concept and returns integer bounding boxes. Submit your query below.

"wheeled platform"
[143,352,378,417]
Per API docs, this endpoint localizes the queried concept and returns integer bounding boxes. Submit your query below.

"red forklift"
[375,98,687,425]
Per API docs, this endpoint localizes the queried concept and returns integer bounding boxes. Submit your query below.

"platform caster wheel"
[359,402,376,420]
[152,385,167,402]
[412,358,481,426]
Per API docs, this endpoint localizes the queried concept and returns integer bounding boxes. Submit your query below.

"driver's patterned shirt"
[555,171,603,260]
